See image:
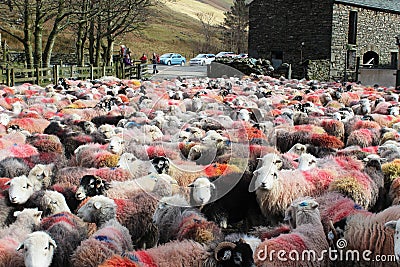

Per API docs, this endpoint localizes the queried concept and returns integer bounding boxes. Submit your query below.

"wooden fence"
[0,61,149,86]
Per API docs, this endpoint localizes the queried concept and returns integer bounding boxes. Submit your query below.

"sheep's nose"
[109,145,114,149]
[11,196,16,200]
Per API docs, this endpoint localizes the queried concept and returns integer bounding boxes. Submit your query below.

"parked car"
[189,54,216,66]
[237,53,249,58]
[215,51,236,58]
[159,53,186,66]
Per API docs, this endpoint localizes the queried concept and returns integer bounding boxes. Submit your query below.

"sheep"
[384,219,400,263]
[116,152,158,178]
[75,173,177,200]
[101,240,209,267]
[0,208,42,239]
[0,208,43,267]
[22,190,71,217]
[77,194,159,249]
[6,175,35,205]
[254,197,329,267]
[27,163,54,190]
[212,238,258,267]
[17,231,57,267]
[331,205,400,267]
[0,157,30,178]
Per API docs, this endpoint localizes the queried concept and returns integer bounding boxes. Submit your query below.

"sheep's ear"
[43,168,51,177]
[188,183,194,188]
[283,210,292,221]
[48,238,57,249]
[210,183,216,190]
[385,220,398,230]
[26,180,33,188]
[16,243,24,251]
[13,211,21,217]
[4,180,10,186]
[293,158,299,162]
[94,201,102,209]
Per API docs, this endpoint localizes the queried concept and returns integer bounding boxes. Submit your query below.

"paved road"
[147,64,207,80]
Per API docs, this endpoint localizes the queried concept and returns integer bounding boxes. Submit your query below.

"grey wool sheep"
[254,197,329,267]
[71,219,133,267]
[0,208,43,267]
[34,212,90,267]
[0,157,30,178]
[77,194,159,249]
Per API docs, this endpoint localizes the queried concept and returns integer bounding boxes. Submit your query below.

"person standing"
[140,53,148,64]
[123,52,133,66]
[152,53,159,74]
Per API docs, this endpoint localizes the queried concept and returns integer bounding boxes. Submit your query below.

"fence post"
[137,64,141,79]
[11,68,15,87]
[102,65,106,77]
[6,67,11,87]
[115,60,119,78]
[53,65,59,83]
[90,64,94,80]
[70,65,74,78]
[122,63,125,79]
[35,66,40,85]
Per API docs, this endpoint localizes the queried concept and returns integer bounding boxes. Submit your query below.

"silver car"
[189,54,216,66]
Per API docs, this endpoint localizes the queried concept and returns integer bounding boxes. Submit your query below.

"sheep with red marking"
[254,197,329,267]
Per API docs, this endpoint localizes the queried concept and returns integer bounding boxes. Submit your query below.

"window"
[391,52,398,69]
[348,11,358,45]
[363,51,379,66]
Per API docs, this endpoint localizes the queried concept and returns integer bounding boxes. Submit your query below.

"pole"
[396,36,400,89]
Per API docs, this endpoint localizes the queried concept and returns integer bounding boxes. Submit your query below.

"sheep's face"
[83,121,96,134]
[117,153,137,170]
[108,136,124,155]
[7,176,34,204]
[77,195,116,223]
[251,165,278,192]
[385,220,400,263]
[28,164,52,186]
[42,191,70,215]
[14,208,42,226]
[189,177,215,205]
[18,231,56,267]
[237,109,251,122]
[75,175,109,200]
[0,113,10,126]
[288,143,306,156]
[296,153,317,171]
[99,124,115,139]
[151,157,170,174]
[143,125,163,141]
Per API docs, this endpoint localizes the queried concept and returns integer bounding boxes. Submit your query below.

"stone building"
[248,0,400,81]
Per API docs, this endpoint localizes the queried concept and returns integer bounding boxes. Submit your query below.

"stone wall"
[330,4,400,80]
[248,0,333,79]
[306,60,331,81]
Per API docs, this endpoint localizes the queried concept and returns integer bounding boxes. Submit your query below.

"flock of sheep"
[0,73,400,266]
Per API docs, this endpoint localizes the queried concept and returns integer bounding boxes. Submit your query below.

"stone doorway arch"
[363,51,379,66]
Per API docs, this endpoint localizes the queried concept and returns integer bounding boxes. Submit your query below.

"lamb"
[21,190,71,217]
[27,163,54,190]
[254,197,329,267]
[77,194,159,249]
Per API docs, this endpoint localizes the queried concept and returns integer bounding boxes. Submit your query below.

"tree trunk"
[43,23,59,68]
[23,0,34,69]
[105,37,113,66]
[34,24,43,68]
[88,18,95,65]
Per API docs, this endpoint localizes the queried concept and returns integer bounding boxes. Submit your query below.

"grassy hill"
[2,0,234,63]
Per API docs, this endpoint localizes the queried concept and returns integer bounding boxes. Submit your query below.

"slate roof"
[334,0,400,13]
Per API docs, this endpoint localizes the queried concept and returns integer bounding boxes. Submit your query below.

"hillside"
[2,0,234,63]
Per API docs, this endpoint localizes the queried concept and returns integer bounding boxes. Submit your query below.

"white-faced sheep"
[116,152,158,178]
[254,197,329,267]
[17,231,57,267]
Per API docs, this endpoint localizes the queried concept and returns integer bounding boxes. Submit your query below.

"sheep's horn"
[214,241,236,261]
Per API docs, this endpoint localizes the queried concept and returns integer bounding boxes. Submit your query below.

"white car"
[189,54,216,66]
[215,51,236,58]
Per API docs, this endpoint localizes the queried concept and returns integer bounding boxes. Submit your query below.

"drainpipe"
[396,35,400,89]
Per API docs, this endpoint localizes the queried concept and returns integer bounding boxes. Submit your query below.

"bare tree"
[196,11,216,52]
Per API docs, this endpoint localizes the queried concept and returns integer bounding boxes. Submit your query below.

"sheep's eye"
[299,201,308,207]
[273,173,278,179]
[44,246,49,250]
